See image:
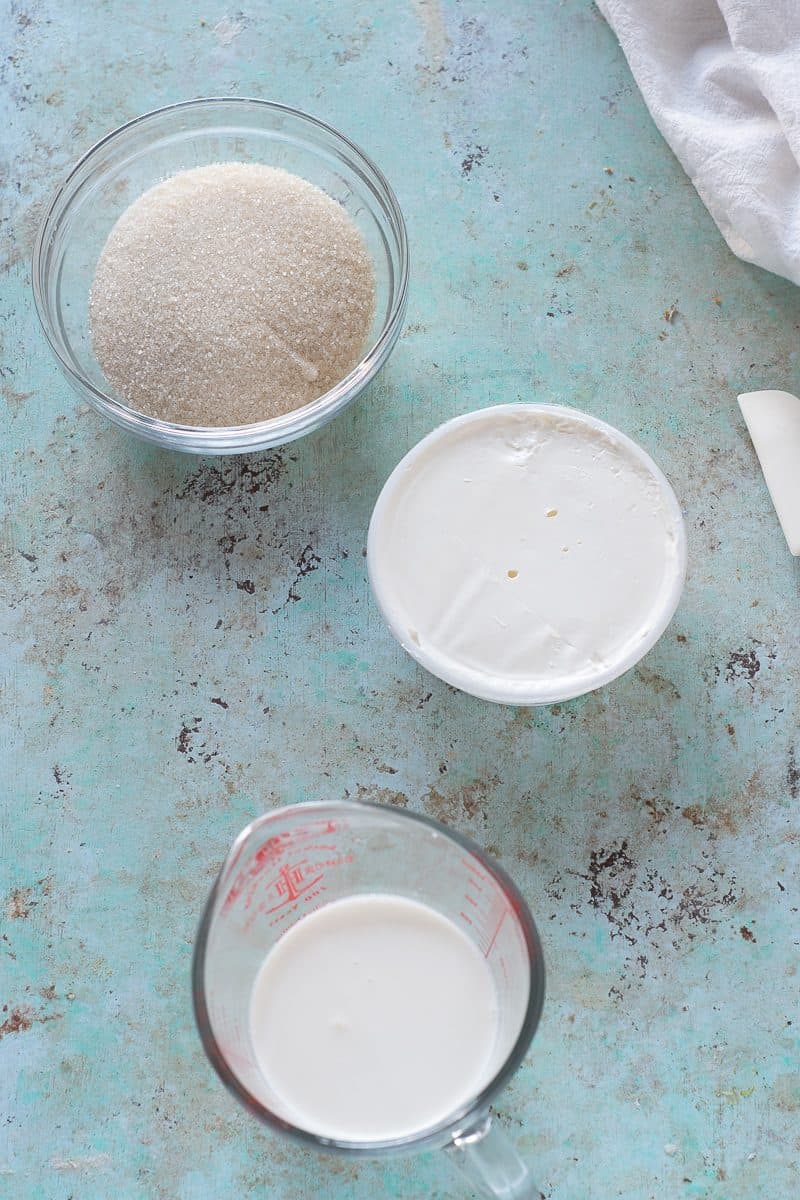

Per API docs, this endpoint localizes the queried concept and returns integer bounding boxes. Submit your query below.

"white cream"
[248,894,498,1142]
[368,404,686,703]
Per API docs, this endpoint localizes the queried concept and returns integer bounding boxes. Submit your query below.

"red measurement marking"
[257,834,292,864]
[265,861,324,912]
[222,819,344,913]
[459,910,474,926]
[461,856,489,884]
[483,908,507,959]
[267,905,298,929]
[223,832,291,911]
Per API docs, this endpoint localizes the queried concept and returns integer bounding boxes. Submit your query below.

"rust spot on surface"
[740,925,756,943]
[217,532,244,570]
[788,747,799,800]
[644,797,667,824]
[584,840,636,926]
[2,385,34,413]
[210,697,228,709]
[544,872,565,902]
[671,875,736,932]
[460,144,487,176]
[459,780,488,820]
[681,788,747,835]
[177,718,202,759]
[637,667,681,701]
[0,1004,61,1039]
[274,544,322,611]
[5,887,34,918]
[103,579,122,608]
[352,784,409,808]
[574,832,739,979]
[423,776,498,825]
[176,455,286,507]
[0,1006,33,1036]
[725,647,760,682]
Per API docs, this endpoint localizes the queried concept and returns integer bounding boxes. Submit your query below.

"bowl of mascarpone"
[367,404,687,705]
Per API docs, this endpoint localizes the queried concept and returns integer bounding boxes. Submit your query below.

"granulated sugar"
[89,163,376,426]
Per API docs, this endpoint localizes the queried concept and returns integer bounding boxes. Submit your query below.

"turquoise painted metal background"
[1,2,798,1197]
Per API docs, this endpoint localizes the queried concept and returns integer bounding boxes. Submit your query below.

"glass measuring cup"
[193,801,546,1199]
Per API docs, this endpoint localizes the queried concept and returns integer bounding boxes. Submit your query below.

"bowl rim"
[31,96,409,452]
[367,402,689,706]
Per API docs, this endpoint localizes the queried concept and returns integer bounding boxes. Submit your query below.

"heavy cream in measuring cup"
[368,403,686,704]
[249,893,498,1141]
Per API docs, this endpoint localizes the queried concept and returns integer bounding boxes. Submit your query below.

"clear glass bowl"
[32,98,409,455]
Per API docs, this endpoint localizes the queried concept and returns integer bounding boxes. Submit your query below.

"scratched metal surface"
[1,2,798,1198]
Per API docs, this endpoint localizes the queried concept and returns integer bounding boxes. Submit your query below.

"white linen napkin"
[597,0,800,286]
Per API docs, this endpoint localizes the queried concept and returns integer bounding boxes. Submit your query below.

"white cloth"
[598,0,800,285]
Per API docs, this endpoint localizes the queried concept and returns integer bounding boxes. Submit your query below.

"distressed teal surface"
[1,2,799,1198]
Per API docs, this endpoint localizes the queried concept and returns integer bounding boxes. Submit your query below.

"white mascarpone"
[368,404,686,703]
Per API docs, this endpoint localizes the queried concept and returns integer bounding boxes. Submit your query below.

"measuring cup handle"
[445,1111,544,1199]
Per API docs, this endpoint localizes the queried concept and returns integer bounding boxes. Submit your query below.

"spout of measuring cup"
[445,1112,543,1200]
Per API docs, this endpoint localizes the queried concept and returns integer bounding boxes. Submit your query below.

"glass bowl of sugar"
[32,98,409,454]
